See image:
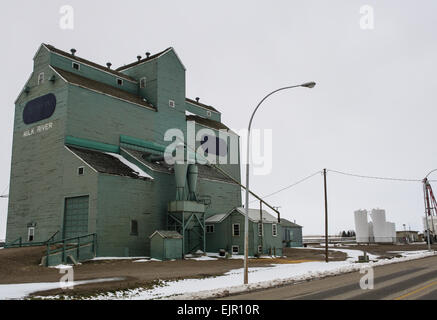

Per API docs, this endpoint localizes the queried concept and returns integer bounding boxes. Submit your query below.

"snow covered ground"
[3,248,435,300]
[35,248,436,300]
[0,277,124,300]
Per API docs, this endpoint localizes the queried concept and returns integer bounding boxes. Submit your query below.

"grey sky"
[1,0,436,239]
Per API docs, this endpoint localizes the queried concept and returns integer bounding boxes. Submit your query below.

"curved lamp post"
[243,82,316,284]
[423,169,437,251]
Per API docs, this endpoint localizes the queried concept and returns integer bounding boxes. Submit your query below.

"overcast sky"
[1,0,436,240]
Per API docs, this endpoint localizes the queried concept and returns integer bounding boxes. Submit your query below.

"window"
[206,225,214,233]
[232,246,239,254]
[258,245,263,254]
[72,62,80,70]
[117,78,123,86]
[28,227,35,242]
[258,223,263,237]
[232,223,240,237]
[140,77,146,89]
[200,135,228,157]
[272,224,278,237]
[23,93,57,125]
[206,111,212,117]
[77,167,84,176]
[38,72,44,85]
[130,220,138,236]
[169,100,175,108]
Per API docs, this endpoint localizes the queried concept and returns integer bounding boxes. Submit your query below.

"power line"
[249,170,322,203]
[327,169,433,183]
[249,168,436,204]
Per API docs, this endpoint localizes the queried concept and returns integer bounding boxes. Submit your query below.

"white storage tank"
[390,222,396,243]
[368,221,374,242]
[354,210,369,243]
[371,209,388,243]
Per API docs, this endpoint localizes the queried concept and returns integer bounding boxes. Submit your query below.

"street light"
[243,82,317,285]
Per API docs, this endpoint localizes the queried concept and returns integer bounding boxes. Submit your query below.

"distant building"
[205,207,286,256]
[354,209,396,244]
[281,219,303,248]
[396,231,419,244]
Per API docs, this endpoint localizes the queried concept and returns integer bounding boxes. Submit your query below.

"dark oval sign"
[200,135,227,156]
[23,93,56,125]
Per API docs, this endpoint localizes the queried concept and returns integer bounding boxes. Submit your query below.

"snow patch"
[105,153,154,180]
[0,277,125,300]
[92,256,148,261]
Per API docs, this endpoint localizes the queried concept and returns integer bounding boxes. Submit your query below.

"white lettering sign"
[23,122,53,137]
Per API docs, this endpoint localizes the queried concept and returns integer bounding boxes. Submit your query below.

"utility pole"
[323,168,329,263]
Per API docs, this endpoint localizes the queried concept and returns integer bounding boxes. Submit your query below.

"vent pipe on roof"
[106,62,112,69]
[137,55,142,61]
[146,52,151,58]
[195,97,200,103]
[70,49,76,56]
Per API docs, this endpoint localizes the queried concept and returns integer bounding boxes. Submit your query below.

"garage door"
[63,196,89,239]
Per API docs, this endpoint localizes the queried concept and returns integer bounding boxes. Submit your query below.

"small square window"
[140,77,146,89]
[28,227,35,242]
[206,111,212,117]
[77,167,84,176]
[38,72,44,85]
[72,62,80,70]
[232,245,239,254]
[258,223,263,237]
[206,225,214,233]
[232,223,240,237]
[169,100,175,108]
[117,78,123,86]
[131,220,138,236]
[272,224,278,237]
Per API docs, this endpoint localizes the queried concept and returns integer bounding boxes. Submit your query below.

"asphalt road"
[221,255,437,300]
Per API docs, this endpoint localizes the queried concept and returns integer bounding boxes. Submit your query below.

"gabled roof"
[186,115,229,131]
[43,44,137,82]
[51,66,155,110]
[280,218,302,228]
[206,207,280,224]
[66,146,152,180]
[149,230,183,239]
[116,47,173,71]
[186,98,220,113]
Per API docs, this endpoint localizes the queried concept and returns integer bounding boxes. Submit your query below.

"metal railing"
[45,233,97,266]
[5,230,61,248]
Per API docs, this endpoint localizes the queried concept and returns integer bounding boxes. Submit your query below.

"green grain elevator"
[5,44,242,260]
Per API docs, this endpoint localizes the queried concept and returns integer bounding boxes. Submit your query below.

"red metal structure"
[423,178,437,243]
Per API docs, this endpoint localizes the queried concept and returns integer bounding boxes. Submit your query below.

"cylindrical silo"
[371,209,387,243]
[390,222,396,243]
[187,164,198,201]
[354,210,369,243]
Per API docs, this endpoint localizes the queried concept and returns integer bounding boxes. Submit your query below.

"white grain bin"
[354,210,369,243]
[371,209,388,243]
[384,222,396,243]
[390,222,396,243]
[368,221,374,242]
